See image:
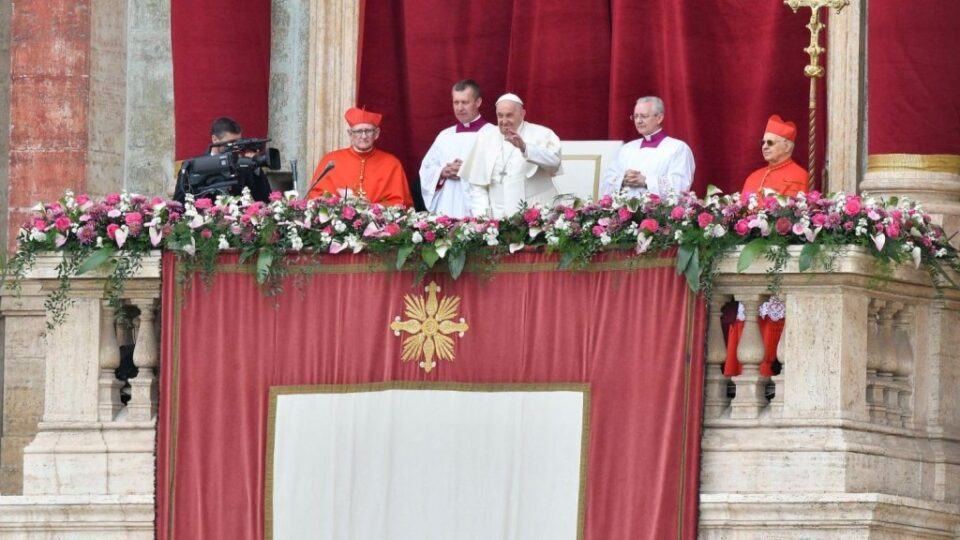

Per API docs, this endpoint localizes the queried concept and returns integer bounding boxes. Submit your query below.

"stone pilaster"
[306,1,360,178]
[825,0,866,195]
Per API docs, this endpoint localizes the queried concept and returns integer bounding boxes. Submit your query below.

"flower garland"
[7,188,959,328]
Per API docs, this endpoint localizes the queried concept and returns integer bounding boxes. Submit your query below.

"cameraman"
[173,116,273,203]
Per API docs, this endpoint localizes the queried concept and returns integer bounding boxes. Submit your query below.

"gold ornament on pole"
[784,0,848,191]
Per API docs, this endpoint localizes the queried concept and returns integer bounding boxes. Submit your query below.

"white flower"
[411,231,423,244]
[600,233,612,246]
[30,229,46,242]
[333,220,347,233]
[218,235,230,250]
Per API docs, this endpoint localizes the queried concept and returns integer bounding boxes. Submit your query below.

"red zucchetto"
[345,107,382,127]
[765,114,797,142]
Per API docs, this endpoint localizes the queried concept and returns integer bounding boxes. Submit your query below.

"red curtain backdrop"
[358,1,819,196]
[157,252,706,539]
[868,1,960,155]
[170,0,272,160]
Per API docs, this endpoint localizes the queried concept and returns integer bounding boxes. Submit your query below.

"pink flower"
[201,229,213,239]
[670,206,685,220]
[563,207,577,220]
[76,194,90,205]
[775,217,792,235]
[341,206,357,220]
[734,219,750,236]
[424,230,437,242]
[806,191,821,203]
[591,224,606,237]
[414,220,429,231]
[53,217,71,232]
[194,198,213,210]
[523,207,541,224]
[886,223,900,238]
[436,215,453,227]
[269,191,283,201]
[124,212,143,225]
[843,196,861,215]
[32,219,47,231]
[105,193,121,205]
[106,223,119,239]
[617,207,633,221]
[383,223,400,236]
[598,195,613,208]
[352,218,364,230]
[639,218,659,233]
[321,226,333,235]
[810,213,827,227]
[697,212,714,228]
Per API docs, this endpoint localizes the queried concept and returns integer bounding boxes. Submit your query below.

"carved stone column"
[730,295,767,419]
[825,0,866,195]
[306,1,360,180]
[127,298,159,422]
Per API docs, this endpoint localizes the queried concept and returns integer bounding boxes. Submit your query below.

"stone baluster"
[892,304,915,429]
[768,306,786,417]
[127,298,159,422]
[704,295,733,418]
[730,295,767,419]
[97,301,123,422]
[865,298,886,422]
[877,302,901,425]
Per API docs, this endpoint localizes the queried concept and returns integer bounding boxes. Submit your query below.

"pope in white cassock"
[600,96,695,197]
[462,93,562,218]
[419,80,497,217]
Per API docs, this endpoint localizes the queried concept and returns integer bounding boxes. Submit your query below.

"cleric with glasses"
[599,95,695,198]
[306,107,413,208]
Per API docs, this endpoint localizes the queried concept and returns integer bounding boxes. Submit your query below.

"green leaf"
[396,245,414,270]
[737,238,770,273]
[421,246,439,268]
[705,184,723,197]
[558,250,577,269]
[448,251,466,280]
[684,247,701,291]
[256,250,274,285]
[76,246,116,275]
[799,243,820,272]
[676,244,694,274]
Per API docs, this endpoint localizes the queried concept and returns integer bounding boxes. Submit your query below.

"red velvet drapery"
[868,1,960,154]
[171,0,272,160]
[157,252,706,539]
[358,1,820,196]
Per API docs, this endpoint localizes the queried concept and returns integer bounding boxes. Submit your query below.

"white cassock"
[463,121,562,218]
[599,130,695,197]
[419,121,496,217]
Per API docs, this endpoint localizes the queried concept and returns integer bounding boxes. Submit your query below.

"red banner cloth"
[170,0,272,160]
[868,2,960,154]
[157,252,705,539]
[358,1,820,196]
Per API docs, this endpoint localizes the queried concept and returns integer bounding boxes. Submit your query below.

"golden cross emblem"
[390,281,469,373]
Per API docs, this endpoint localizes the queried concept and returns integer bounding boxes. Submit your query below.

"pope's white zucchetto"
[496,93,524,106]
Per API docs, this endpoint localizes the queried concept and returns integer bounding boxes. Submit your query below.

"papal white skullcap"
[496,93,524,106]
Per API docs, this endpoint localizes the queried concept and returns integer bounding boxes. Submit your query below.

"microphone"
[306,161,336,196]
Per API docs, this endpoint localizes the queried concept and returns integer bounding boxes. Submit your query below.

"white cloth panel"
[272,389,585,540]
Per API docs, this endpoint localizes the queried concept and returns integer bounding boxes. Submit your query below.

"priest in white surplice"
[419,80,496,217]
[462,93,562,218]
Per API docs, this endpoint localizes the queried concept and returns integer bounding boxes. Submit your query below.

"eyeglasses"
[630,113,658,121]
[348,128,378,137]
[760,139,781,147]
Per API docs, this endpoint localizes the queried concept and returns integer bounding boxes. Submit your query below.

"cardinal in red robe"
[307,107,413,207]
[741,114,809,198]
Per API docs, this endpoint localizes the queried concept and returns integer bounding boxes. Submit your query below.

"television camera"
[175,138,281,202]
